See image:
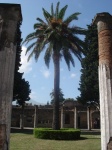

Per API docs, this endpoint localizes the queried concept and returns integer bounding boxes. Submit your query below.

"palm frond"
[55,2,60,19]
[34,43,43,61]
[72,35,86,48]
[22,32,36,44]
[44,42,53,68]
[58,5,68,20]
[34,23,43,29]
[47,30,54,40]
[51,3,54,17]
[35,29,44,35]
[69,26,87,35]
[25,42,36,55]
[36,17,46,24]
[42,8,52,24]
[27,50,35,61]
[64,12,81,25]
[63,48,75,70]
[39,37,48,52]
[70,42,83,61]
[71,46,82,62]
[44,26,52,34]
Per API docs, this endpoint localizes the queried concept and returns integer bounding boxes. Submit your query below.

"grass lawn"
[10,128,101,150]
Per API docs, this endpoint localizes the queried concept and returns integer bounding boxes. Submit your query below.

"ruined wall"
[11,105,99,129]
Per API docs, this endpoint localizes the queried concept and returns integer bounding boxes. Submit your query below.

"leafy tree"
[16,79,31,107]
[77,25,99,109]
[13,22,31,129]
[13,22,23,100]
[16,79,31,129]
[65,98,75,101]
[50,88,65,105]
[23,2,86,129]
[13,22,31,105]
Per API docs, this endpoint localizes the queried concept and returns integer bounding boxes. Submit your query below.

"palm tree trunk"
[52,52,60,130]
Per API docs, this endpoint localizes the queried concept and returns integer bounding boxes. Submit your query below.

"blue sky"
[1,0,112,104]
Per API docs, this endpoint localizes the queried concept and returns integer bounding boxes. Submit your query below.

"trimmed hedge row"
[33,128,80,140]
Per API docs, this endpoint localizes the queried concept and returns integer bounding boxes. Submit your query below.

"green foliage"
[13,22,31,107]
[77,25,99,107]
[23,2,86,130]
[50,88,65,104]
[65,98,75,101]
[16,79,31,107]
[23,2,86,70]
[33,128,80,140]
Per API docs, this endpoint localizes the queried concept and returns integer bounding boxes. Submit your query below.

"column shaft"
[74,107,77,129]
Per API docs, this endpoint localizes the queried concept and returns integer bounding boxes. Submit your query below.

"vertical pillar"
[87,107,91,130]
[74,107,77,128]
[61,106,64,128]
[34,105,38,128]
[93,12,112,150]
[0,4,22,150]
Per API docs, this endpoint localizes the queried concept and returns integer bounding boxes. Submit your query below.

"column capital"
[0,4,22,49]
[0,4,22,21]
[92,12,112,33]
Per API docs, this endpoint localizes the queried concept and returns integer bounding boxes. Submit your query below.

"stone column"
[87,107,91,130]
[93,12,112,150]
[74,107,77,128]
[0,4,22,150]
[61,106,64,128]
[34,105,38,128]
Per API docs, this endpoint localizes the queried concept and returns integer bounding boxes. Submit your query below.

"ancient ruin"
[0,4,22,150]
[11,100,100,130]
[93,12,112,150]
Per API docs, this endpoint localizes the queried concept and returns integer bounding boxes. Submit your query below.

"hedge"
[33,128,80,140]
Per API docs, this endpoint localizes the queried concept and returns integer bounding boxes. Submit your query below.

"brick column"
[0,4,22,150]
[93,12,112,150]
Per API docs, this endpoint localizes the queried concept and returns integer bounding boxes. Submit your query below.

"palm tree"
[23,2,86,130]
[50,88,65,105]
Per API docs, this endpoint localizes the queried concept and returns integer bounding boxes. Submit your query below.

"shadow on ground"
[10,128,101,141]
[11,128,33,134]
[81,130,101,135]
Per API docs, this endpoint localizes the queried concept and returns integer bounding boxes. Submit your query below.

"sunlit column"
[93,12,112,150]
[87,107,91,130]
[74,107,77,128]
[34,105,38,128]
[61,106,64,128]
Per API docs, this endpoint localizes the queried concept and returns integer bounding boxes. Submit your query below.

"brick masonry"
[98,30,112,67]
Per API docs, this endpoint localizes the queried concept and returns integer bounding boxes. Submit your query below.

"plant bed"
[33,128,80,140]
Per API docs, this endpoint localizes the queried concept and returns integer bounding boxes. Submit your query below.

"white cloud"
[70,73,76,78]
[19,46,32,74]
[40,67,51,78]
[30,91,38,101]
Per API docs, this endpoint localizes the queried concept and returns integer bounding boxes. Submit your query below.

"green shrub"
[33,128,80,140]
